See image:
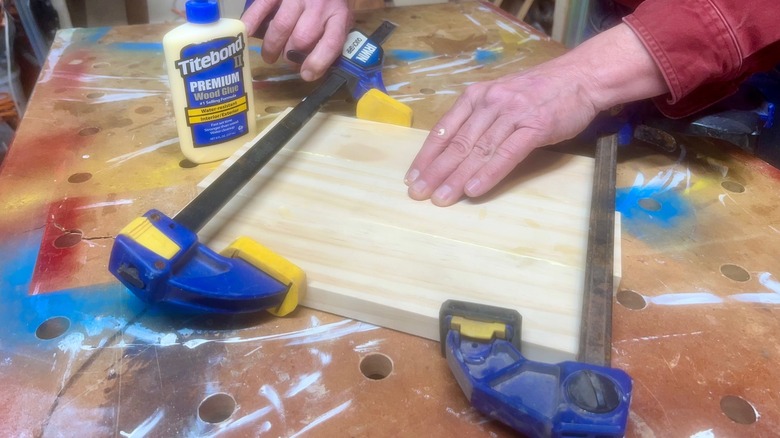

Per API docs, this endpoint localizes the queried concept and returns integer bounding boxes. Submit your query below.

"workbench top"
[1,1,779,436]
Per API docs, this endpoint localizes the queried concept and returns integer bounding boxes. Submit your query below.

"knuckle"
[447,135,472,156]
[272,15,297,35]
[471,141,494,159]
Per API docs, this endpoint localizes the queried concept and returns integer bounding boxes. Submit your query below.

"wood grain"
[198,110,601,360]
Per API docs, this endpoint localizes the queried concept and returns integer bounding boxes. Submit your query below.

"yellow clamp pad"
[356,89,413,127]
[119,216,180,260]
[220,236,306,317]
[450,315,508,342]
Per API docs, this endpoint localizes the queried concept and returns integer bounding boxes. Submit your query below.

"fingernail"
[410,179,427,196]
[404,169,419,185]
[465,178,481,196]
[432,184,452,204]
[300,69,314,81]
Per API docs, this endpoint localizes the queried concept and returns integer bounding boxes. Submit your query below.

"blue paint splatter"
[474,49,499,63]
[0,232,140,350]
[616,184,693,240]
[81,27,111,44]
[249,46,262,55]
[387,49,433,62]
[107,42,163,52]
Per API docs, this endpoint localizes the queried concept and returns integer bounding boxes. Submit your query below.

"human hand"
[242,0,352,81]
[404,62,600,206]
[404,23,668,206]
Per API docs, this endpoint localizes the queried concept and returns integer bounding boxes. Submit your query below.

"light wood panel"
[198,111,598,360]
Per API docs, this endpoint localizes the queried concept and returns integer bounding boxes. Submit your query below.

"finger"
[463,129,539,198]
[404,92,478,186]
[429,117,518,206]
[261,1,304,64]
[241,0,279,36]
[296,11,351,81]
[407,108,499,201]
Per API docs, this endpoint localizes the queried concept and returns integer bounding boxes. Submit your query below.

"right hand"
[242,0,352,81]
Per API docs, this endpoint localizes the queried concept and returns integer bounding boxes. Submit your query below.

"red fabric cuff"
[622,0,741,116]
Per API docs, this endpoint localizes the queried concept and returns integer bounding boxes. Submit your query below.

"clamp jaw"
[440,300,632,438]
[110,210,304,315]
[288,22,412,127]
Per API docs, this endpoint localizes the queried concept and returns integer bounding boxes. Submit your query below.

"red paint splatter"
[30,197,94,295]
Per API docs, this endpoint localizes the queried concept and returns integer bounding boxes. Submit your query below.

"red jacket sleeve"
[622,0,780,118]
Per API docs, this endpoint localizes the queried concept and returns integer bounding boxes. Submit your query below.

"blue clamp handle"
[440,300,632,438]
[109,209,289,314]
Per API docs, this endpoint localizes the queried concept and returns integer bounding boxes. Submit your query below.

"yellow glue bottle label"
[176,36,248,146]
[163,1,255,164]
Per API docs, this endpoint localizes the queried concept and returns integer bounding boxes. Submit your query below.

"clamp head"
[438,299,522,357]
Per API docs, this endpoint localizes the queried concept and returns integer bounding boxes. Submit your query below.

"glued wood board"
[198,111,612,360]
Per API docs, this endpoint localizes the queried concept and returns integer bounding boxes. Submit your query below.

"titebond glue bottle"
[163,0,256,164]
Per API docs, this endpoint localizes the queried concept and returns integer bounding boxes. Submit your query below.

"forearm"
[558,22,669,113]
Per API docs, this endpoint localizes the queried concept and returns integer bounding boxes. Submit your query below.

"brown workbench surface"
[1,1,778,436]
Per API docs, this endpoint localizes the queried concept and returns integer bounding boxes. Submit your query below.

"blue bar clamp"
[440,300,632,438]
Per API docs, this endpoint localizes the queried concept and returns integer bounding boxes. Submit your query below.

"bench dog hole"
[720,264,750,282]
[616,289,647,310]
[360,352,394,380]
[720,395,758,425]
[36,316,71,340]
[198,392,236,424]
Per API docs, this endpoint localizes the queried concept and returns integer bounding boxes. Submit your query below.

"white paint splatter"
[57,332,86,390]
[285,372,322,398]
[119,408,164,437]
[289,400,352,438]
[396,96,428,103]
[183,339,211,349]
[257,73,300,83]
[124,323,178,346]
[184,320,377,349]
[494,20,520,35]
[258,421,272,433]
[648,292,724,306]
[261,385,284,415]
[690,428,714,438]
[718,193,728,206]
[82,316,124,336]
[463,14,481,27]
[386,81,410,92]
[758,272,780,294]
[310,348,332,366]
[428,64,484,77]
[178,328,195,337]
[353,339,382,353]
[730,293,780,304]
[285,321,378,346]
[106,138,179,166]
[410,58,473,74]
[225,407,274,433]
[616,331,704,344]
[491,55,528,70]
[39,29,76,83]
[75,199,134,209]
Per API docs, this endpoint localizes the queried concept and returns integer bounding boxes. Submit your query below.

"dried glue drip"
[437,128,446,136]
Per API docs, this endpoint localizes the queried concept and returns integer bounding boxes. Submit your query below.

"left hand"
[404,23,669,207]
[404,63,599,207]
